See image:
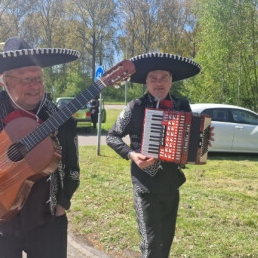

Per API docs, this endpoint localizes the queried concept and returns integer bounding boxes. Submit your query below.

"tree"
[117,0,198,99]
[0,0,36,38]
[118,0,162,57]
[187,0,258,111]
[70,0,117,81]
[157,0,197,57]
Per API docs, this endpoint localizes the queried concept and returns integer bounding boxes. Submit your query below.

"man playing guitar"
[0,37,80,258]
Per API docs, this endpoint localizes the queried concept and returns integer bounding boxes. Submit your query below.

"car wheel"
[85,127,91,133]
[101,109,106,123]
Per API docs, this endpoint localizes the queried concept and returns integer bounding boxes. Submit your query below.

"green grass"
[104,101,125,105]
[90,109,122,135]
[101,109,122,131]
[67,108,258,257]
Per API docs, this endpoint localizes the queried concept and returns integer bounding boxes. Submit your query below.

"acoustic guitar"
[0,60,135,221]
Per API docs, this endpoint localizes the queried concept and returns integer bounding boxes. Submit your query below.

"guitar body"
[0,117,61,222]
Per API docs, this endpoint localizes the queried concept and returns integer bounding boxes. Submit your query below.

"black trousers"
[0,214,68,258]
[134,189,180,258]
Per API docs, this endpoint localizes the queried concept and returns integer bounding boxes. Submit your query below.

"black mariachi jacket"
[0,91,80,234]
[106,92,191,194]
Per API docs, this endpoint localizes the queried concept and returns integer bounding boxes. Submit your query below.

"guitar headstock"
[99,60,135,87]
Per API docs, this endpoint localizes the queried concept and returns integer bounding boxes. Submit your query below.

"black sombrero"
[129,52,201,84]
[0,37,80,73]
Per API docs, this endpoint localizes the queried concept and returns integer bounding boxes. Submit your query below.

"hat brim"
[0,48,80,73]
[129,53,201,83]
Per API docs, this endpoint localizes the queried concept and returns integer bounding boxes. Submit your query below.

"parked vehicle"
[190,103,258,153]
[56,97,92,131]
[56,97,106,131]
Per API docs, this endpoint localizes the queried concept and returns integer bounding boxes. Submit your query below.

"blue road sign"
[95,66,104,81]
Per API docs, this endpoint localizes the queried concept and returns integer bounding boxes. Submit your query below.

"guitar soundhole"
[8,143,27,162]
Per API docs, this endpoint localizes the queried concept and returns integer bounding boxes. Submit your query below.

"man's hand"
[55,204,66,216]
[209,126,215,147]
[130,152,156,169]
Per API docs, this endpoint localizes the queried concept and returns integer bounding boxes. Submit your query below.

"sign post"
[95,66,104,155]
[95,66,104,82]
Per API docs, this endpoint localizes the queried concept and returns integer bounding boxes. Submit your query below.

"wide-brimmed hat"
[0,37,80,73]
[129,52,201,84]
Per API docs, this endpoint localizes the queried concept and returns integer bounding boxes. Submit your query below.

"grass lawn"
[67,108,258,258]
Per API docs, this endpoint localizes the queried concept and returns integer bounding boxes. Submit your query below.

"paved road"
[67,231,111,258]
[78,133,130,146]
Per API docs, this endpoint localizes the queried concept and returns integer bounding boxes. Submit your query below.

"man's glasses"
[5,75,44,84]
[147,76,171,83]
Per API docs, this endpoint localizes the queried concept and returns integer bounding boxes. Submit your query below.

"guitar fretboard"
[21,80,105,152]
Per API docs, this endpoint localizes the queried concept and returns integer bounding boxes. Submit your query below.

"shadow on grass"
[208,152,258,162]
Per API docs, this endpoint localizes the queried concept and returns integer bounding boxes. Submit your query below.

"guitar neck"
[21,80,105,152]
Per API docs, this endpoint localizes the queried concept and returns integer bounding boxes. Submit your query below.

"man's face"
[146,70,172,100]
[4,66,45,111]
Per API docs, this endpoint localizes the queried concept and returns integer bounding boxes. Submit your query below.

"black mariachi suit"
[0,91,80,258]
[106,92,191,258]
[88,98,99,129]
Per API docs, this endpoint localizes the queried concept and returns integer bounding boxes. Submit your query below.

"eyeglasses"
[5,75,44,84]
[147,76,172,83]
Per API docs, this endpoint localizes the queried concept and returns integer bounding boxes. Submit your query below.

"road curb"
[68,232,111,258]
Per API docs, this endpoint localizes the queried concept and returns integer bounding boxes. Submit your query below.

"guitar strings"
[0,138,23,167]
[0,79,106,168]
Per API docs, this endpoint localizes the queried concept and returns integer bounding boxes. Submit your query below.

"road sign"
[95,66,104,81]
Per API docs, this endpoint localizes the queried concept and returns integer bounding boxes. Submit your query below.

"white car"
[190,103,258,153]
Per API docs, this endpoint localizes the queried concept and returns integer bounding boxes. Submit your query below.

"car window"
[201,108,229,122]
[81,104,88,109]
[56,99,72,109]
[231,109,258,125]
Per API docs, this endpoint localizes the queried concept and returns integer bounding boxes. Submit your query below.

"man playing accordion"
[106,52,214,258]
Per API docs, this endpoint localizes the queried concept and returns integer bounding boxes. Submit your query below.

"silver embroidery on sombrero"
[1,48,80,59]
[130,52,201,69]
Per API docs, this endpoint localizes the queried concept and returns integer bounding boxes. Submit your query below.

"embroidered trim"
[0,48,80,59]
[130,52,201,70]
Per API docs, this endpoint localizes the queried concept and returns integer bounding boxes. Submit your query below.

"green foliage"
[189,0,258,111]
[63,72,93,97]
[103,83,145,103]
[99,108,121,133]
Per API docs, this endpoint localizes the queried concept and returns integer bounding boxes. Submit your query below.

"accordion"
[141,109,211,165]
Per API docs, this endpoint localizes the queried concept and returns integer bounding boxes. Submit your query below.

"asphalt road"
[78,133,130,146]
